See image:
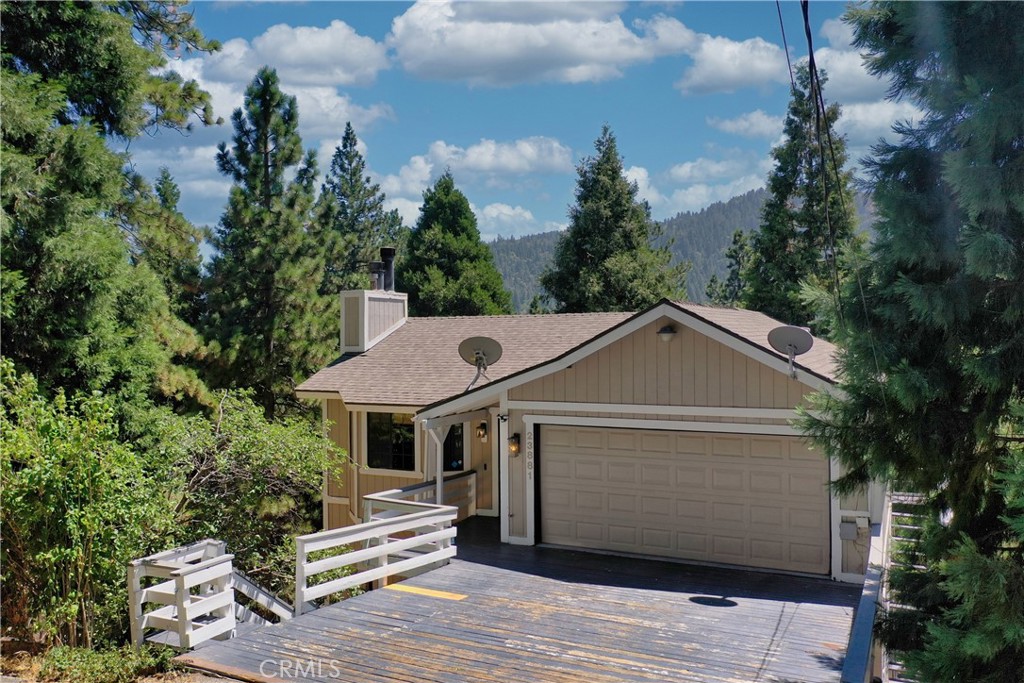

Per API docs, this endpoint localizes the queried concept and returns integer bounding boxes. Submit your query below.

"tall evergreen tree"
[204,67,334,417]
[802,3,1024,678]
[397,171,512,317]
[741,65,860,328]
[120,168,207,327]
[317,123,403,292]
[541,126,687,313]
[0,0,216,415]
[705,230,751,306]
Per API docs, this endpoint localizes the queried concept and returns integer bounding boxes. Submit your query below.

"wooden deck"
[179,518,860,682]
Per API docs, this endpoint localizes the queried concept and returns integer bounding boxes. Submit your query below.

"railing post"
[128,562,144,647]
[174,573,191,649]
[295,537,306,617]
[375,532,389,590]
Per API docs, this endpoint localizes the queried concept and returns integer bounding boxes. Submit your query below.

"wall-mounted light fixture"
[508,433,521,456]
[657,324,677,343]
[476,421,488,442]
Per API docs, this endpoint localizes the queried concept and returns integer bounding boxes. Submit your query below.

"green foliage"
[155,390,345,595]
[38,644,177,683]
[803,3,1024,678]
[0,67,209,421]
[741,64,861,329]
[1,0,219,138]
[541,126,688,312]
[705,230,751,306]
[398,171,513,316]
[120,168,207,328]
[317,123,403,292]
[0,361,176,648]
[204,67,335,417]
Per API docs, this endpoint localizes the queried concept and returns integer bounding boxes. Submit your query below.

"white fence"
[128,540,236,649]
[133,471,478,646]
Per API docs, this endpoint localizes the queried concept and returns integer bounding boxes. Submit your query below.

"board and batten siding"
[366,296,405,342]
[504,318,824,541]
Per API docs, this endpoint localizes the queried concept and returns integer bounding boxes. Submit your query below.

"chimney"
[368,260,385,290]
[380,246,396,292]
[338,247,407,354]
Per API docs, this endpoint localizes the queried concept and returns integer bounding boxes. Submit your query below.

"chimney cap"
[380,246,396,260]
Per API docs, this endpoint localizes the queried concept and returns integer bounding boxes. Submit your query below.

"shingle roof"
[296,300,840,408]
[671,301,839,382]
[296,312,632,406]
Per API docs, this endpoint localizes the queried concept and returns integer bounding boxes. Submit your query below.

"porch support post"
[429,429,445,504]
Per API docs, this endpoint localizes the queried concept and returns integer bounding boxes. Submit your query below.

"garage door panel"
[711,468,745,491]
[540,426,830,575]
[675,466,707,488]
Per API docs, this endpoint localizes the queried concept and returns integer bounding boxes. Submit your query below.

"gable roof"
[414,299,840,419]
[671,301,838,382]
[296,312,631,406]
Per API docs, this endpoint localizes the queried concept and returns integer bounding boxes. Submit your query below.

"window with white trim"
[366,413,415,472]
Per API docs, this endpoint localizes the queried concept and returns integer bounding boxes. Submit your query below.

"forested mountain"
[490,188,874,310]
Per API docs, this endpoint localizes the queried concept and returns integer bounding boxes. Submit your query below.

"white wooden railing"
[129,540,296,649]
[841,494,892,683]
[295,505,457,615]
[128,540,236,649]
[363,470,477,522]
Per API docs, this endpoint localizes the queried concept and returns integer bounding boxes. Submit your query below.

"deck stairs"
[881,492,928,683]
[131,472,474,650]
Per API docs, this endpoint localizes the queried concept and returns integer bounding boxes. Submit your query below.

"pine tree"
[541,126,687,313]
[121,168,207,327]
[397,171,513,317]
[1,72,209,414]
[316,123,403,292]
[705,230,751,306]
[204,67,335,418]
[742,65,860,328]
[801,3,1024,678]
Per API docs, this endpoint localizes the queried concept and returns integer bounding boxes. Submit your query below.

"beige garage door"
[539,426,830,575]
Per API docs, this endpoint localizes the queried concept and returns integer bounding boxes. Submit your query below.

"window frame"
[360,410,423,478]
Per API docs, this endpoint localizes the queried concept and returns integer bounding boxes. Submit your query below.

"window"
[366,413,415,471]
[443,424,465,472]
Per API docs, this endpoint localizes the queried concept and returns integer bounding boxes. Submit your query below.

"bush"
[38,645,176,683]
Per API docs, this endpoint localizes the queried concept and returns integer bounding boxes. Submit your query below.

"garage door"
[539,426,830,575]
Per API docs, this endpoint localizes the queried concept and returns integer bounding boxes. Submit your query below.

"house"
[296,261,880,584]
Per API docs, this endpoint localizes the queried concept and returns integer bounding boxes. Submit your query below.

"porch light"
[476,421,488,442]
[508,433,521,455]
[657,324,676,342]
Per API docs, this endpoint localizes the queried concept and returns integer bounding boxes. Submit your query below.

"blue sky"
[128,1,918,241]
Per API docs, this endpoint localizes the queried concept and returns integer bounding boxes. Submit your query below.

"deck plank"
[179,518,858,682]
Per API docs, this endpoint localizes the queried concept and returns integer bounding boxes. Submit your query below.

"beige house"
[297,285,880,583]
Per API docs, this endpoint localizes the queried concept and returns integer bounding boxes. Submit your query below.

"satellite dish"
[767,325,814,379]
[458,336,503,391]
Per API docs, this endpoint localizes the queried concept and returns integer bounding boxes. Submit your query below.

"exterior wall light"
[476,421,488,442]
[508,433,521,455]
[658,324,676,343]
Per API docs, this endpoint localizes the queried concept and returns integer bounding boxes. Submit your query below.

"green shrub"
[38,645,176,683]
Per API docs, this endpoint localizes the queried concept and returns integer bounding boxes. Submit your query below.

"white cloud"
[675,35,789,94]
[820,18,855,49]
[625,166,665,208]
[809,48,889,103]
[838,100,923,149]
[668,157,748,184]
[203,21,388,87]
[385,197,424,228]
[387,1,697,85]
[706,110,783,139]
[429,137,573,175]
[481,203,535,224]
